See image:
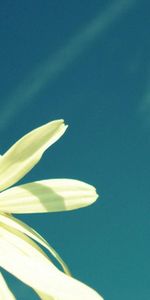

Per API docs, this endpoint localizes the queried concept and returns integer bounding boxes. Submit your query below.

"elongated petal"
[0,224,103,300]
[0,272,16,300]
[0,179,98,213]
[0,120,67,191]
[0,212,71,276]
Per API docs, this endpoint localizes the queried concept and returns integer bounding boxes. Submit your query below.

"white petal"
[0,224,103,300]
[0,179,98,213]
[0,212,71,276]
[0,120,67,191]
[0,272,16,300]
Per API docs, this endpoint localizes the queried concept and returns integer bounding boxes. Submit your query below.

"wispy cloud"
[139,71,150,126]
[0,0,137,131]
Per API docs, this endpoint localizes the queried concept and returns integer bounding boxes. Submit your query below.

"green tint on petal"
[0,120,67,192]
[0,272,16,300]
[0,213,71,276]
[0,179,98,213]
[0,224,103,300]
[35,290,54,300]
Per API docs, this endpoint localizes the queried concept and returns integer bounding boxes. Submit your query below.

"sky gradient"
[0,0,150,299]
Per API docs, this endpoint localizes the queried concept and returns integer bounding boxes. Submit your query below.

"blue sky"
[0,0,150,299]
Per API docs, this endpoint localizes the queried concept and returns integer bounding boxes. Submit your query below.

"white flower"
[0,120,103,300]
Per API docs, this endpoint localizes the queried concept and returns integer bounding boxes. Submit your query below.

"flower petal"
[0,120,67,191]
[0,212,71,276]
[35,290,54,300]
[0,223,103,300]
[0,179,98,213]
[0,272,16,300]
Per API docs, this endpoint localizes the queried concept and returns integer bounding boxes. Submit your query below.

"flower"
[0,120,103,300]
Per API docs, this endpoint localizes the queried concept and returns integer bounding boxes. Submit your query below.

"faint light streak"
[0,0,137,131]
[139,73,150,127]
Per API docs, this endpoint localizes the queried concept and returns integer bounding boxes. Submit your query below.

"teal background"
[0,0,150,299]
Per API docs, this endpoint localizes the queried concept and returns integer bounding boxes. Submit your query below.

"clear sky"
[0,0,150,299]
